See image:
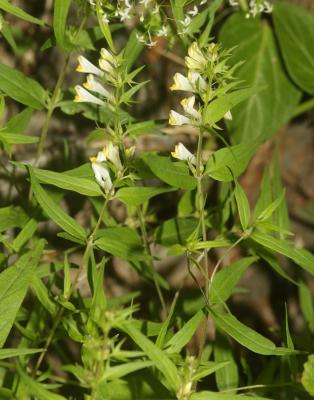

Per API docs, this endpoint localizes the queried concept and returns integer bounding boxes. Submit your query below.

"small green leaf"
[214,333,238,391]
[0,64,47,109]
[299,280,314,333]
[191,392,271,400]
[53,0,72,50]
[12,218,38,252]
[301,355,314,396]
[5,107,33,133]
[154,218,199,247]
[0,0,44,25]
[234,182,251,230]
[0,348,43,360]
[0,131,38,145]
[122,320,180,391]
[142,153,197,190]
[103,360,153,381]
[156,292,179,349]
[116,186,175,207]
[255,190,285,222]
[29,167,86,242]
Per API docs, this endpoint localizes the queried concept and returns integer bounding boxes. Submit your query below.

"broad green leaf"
[53,0,72,50]
[12,218,38,251]
[0,64,47,109]
[154,218,198,247]
[273,3,314,94]
[251,231,314,275]
[0,206,28,232]
[0,348,43,360]
[219,14,300,143]
[103,360,153,380]
[0,251,38,347]
[209,256,258,304]
[165,310,204,354]
[208,307,298,355]
[116,186,175,207]
[29,167,86,242]
[255,190,285,222]
[193,361,231,381]
[205,140,260,182]
[0,131,38,145]
[0,0,44,25]
[214,333,238,391]
[299,280,314,333]
[191,392,271,400]
[4,107,33,133]
[253,167,272,219]
[95,227,148,262]
[204,88,258,126]
[122,320,180,391]
[302,355,314,396]
[32,167,102,197]
[234,182,251,230]
[31,275,57,315]
[142,153,197,190]
[18,365,66,400]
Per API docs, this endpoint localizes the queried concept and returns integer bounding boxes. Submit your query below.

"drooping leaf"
[219,14,300,143]
[273,3,314,94]
[0,64,47,109]
[116,186,175,207]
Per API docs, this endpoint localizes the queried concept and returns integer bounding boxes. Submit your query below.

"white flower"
[100,48,117,66]
[169,110,191,126]
[99,58,115,76]
[136,32,146,44]
[118,7,132,21]
[200,0,208,4]
[181,96,201,119]
[83,74,113,101]
[76,56,104,77]
[171,143,196,165]
[229,0,239,5]
[152,4,160,14]
[188,6,198,16]
[74,85,105,106]
[157,25,168,37]
[185,42,207,70]
[263,1,273,13]
[170,73,194,92]
[181,16,191,27]
[188,71,207,91]
[90,156,113,193]
[224,110,233,120]
[103,142,123,171]
[102,13,109,24]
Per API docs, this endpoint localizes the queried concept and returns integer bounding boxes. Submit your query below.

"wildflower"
[103,142,123,171]
[100,48,118,67]
[170,73,194,92]
[99,58,115,76]
[90,152,113,193]
[171,143,196,165]
[181,96,200,119]
[169,110,191,126]
[83,74,113,101]
[76,55,104,77]
[157,25,168,37]
[188,6,198,16]
[224,110,233,120]
[74,85,105,106]
[188,71,207,92]
[185,42,207,71]
[102,13,109,24]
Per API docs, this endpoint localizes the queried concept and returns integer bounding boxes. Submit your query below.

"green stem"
[137,206,167,316]
[32,198,109,375]
[238,0,249,12]
[292,97,314,118]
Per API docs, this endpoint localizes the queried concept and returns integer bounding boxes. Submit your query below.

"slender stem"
[137,206,167,315]
[32,198,109,375]
[292,97,314,118]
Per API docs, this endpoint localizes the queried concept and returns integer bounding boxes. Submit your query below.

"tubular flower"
[170,73,194,92]
[83,74,113,101]
[90,152,113,193]
[103,142,123,171]
[171,143,196,165]
[181,96,201,119]
[185,42,207,71]
[224,110,233,120]
[169,110,191,126]
[76,55,104,77]
[74,85,105,106]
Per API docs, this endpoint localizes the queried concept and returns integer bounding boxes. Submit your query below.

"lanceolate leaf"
[234,182,251,231]
[0,0,44,26]
[219,14,300,143]
[273,3,314,94]
[0,64,47,110]
[191,392,271,400]
[116,186,175,207]
[29,167,86,242]
[0,348,43,360]
[53,0,72,50]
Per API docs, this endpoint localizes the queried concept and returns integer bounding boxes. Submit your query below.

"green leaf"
[255,190,285,222]
[193,361,231,381]
[4,107,33,133]
[103,360,154,381]
[219,14,300,143]
[251,231,314,275]
[0,64,47,109]
[116,186,175,207]
[191,392,271,400]
[205,140,260,182]
[0,131,38,145]
[273,3,314,94]
[0,251,38,347]
[96,0,115,53]
[165,310,204,354]
[209,256,258,304]
[204,88,258,126]
[31,275,57,315]
[154,218,198,247]
[95,227,148,262]
[214,333,239,391]
[18,365,66,400]
[302,355,314,396]
[142,153,197,190]
[123,29,144,70]
[208,307,298,355]
[12,218,38,252]
[299,280,314,333]
[253,167,272,219]
[32,167,102,197]
[0,0,44,26]
[29,167,86,242]
[0,206,28,232]
[0,348,43,360]
[122,320,180,391]
[53,0,72,50]
[234,182,251,230]
[156,293,179,349]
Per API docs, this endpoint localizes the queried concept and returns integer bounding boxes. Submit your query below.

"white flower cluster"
[178,0,208,35]
[229,0,273,17]
[74,49,120,107]
[90,143,123,194]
